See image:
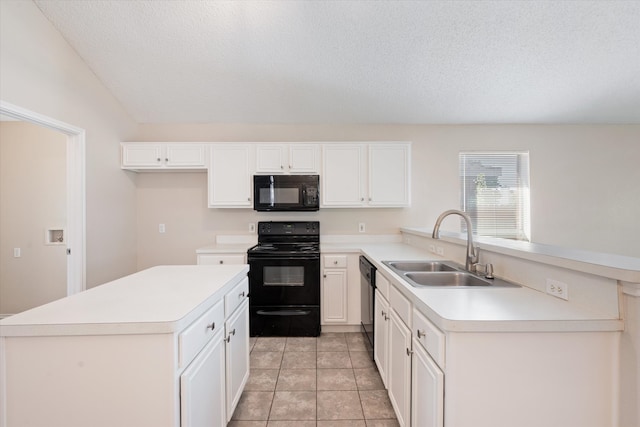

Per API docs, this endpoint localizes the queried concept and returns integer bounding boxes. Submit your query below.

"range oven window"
[263,266,305,286]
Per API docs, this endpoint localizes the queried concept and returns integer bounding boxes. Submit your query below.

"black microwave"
[253,175,320,211]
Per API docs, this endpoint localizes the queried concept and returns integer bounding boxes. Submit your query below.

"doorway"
[0,100,85,316]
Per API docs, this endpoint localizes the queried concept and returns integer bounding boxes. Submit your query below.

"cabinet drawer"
[225,277,249,317]
[179,299,224,369]
[375,271,390,300]
[323,255,347,268]
[197,254,245,265]
[413,308,445,368]
[389,284,411,327]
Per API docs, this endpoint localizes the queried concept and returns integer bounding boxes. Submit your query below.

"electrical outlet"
[428,244,436,253]
[359,223,366,233]
[436,246,445,256]
[546,278,569,300]
[13,248,21,258]
[158,224,166,234]
[249,223,256,233]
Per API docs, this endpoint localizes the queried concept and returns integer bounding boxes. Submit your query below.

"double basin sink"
[382,260,520,288]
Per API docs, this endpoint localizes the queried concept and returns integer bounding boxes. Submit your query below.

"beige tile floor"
[228,332,400,427]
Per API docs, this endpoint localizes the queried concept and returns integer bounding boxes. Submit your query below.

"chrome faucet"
[432,209,479,272]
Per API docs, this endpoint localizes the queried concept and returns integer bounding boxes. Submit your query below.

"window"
[459,152,530,241]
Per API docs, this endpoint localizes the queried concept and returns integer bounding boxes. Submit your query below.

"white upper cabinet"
[322,142,411,208]
[255,143,320,174]
[121,143,207,171]
[321,144,367,207]
[208,144,255,208]
[369,143,411,207]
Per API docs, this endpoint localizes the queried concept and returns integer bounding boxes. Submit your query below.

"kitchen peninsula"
[0,265,250,427]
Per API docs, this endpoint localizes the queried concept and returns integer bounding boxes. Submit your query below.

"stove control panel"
[258,221,320,236]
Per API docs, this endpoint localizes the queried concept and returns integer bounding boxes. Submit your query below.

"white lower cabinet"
[388,307,412,427]
[181,278,250,426]
[376,273,443,427]
[225,298,250,420]
[322,255,349,324]
[180,331,226,427]
[373,288,390,387]
[411,336,444,427]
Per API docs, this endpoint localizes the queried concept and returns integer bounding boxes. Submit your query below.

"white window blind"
[459,152,530,241]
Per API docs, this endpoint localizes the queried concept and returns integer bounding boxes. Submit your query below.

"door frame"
[0,100,86,296]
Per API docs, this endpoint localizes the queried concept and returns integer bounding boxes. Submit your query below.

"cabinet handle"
[406,348,413,356]
[247,197,251,201]
[219,260,224,264]
[361,197,364,201]
[417,329,425,339]
[239,291,246,298]
[156,157,161,162]
[280,165,284,169]
[207,322,215,331]
[226,329,236,342]
[323,274,327,278]
[333,260,338,265]
[165,158,169,162]
[369,197,372,201]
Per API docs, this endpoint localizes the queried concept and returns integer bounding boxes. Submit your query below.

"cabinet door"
[369,143,410,207]
[322,269,348,324]
[121,143,163,168]
[197,254,246,265]
[388,309,412,427]
[209,145,254,207]
[374,290,390,388]
[321,144,366,207]
[256,144,287,173]
[289,144,319,174]
[180,331,226,427]
[411,339,444,427]
[225,298,250,420]
[165,144,206,168]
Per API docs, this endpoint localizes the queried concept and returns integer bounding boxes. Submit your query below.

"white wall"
[0,1,138,287]
[133,124,640,269]
[0,122,67,314]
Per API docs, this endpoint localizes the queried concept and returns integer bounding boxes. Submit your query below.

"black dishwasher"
[359,256,376,354]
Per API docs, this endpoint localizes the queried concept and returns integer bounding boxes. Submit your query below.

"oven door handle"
[256,309,312,316]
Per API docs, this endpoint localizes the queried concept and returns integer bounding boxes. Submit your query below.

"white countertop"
[0,265,249,337]
[322,242,624,333]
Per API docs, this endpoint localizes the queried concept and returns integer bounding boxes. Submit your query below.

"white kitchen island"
[0,265,250,427]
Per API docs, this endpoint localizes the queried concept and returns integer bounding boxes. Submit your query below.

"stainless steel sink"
[382,260,458,272]
[382,259,521,288]
[404,271,492,287]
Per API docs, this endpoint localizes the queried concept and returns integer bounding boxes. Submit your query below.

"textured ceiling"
[33,1,640,124]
